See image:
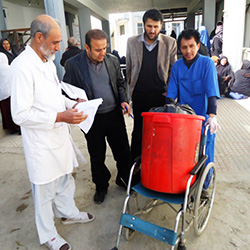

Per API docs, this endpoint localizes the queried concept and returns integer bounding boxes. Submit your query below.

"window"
[137,23,143,35]
[120,25,125,35]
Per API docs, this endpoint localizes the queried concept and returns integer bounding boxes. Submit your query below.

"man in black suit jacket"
[63,29,131,204]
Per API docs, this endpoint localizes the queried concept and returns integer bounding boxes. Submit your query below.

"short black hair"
[142,8,163,24]
[177,29,200,49]
[85,29,108,50]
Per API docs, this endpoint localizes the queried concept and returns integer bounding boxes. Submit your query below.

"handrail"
[1,28,31,52]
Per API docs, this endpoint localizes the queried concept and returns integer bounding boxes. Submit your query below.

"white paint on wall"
[2,0,44,29]
[91,15,102,29]
[109,11,144,57]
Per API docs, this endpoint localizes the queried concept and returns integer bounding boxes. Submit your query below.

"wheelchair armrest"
[190,155,208,175]
[134,155,141,166]
[126,156,141,194]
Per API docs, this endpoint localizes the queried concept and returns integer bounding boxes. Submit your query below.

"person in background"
[111,50,127,79]
[9,15,94,250]
[0,52,20,134]
[211,55,222,95]
[60,36,83,67]
[166,29,220,191]
[230,60,250,96]
[211,21,223,57]
[0,38,19,64]
[217,55,234,96]
[126,8,177,161]
[198,41,209,56]
[198,25,211,52]
[211,55,219,66]
[111,49,121,62]
[63,29,131,204]
[170,30,177,39]
[0,53,9,100]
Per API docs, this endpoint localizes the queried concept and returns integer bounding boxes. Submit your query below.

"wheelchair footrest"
[120,213,177,246]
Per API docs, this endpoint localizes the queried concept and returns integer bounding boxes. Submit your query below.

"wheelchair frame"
[112,126,216,250]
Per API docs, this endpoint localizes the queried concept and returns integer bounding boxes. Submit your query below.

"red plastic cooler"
[141,112,205,194]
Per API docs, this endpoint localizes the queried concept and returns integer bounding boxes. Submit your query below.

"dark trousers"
[84,108,131,192]
[131,93,166,160]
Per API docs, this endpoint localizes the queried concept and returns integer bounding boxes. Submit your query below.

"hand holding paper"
[75,98,103,133]
[60,81,103,133]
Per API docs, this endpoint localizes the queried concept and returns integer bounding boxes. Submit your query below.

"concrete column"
[0,0,7,39]
[202,0,216,35]
[102,20,111,53]
[78,7,91,48]
[223,0,246,71]
[44,0,67,80]
[185,13,195,29]
[244,5,250,48]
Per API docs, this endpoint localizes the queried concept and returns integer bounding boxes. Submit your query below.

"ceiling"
[4,0,44,9]
[4,0,201,14]
[87,0,193,13]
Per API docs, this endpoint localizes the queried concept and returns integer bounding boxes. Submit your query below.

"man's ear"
[84,44,90,51]
[197,42,201,50]
[35,32,44,45]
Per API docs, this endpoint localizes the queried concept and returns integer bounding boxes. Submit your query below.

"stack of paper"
[60,81,103,133]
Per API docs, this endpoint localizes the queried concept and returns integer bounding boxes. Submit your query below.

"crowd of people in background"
[197,21,249,99]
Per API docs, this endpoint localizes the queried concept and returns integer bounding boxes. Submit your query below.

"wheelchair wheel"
[193,162,216,235]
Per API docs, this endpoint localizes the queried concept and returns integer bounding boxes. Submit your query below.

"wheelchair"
[112,113,216,250]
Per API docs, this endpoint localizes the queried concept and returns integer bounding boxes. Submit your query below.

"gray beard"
[47,53,56,61]
[40,44,56,61]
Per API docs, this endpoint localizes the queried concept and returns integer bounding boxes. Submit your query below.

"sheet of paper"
[76,98,103,133]
[61,81,88,100]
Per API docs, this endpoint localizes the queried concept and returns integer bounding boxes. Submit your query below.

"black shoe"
[94,190,107,204]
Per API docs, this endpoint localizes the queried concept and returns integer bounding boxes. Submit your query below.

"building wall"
[109,11,144,57]
[2,1,44,29]
[244,3,250,48]
[242,2,250,60]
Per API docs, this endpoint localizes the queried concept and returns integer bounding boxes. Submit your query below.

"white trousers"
[32,174,79,244]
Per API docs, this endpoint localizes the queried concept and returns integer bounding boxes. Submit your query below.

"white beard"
[40,43,56,61]
[47,53,56,61]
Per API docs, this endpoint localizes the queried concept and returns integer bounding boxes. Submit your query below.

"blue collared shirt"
[141,33,159,52]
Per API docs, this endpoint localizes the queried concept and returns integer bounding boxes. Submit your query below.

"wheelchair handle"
[201,125,210,157]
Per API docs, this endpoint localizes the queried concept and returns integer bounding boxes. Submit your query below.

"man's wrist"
[56,112,62,122]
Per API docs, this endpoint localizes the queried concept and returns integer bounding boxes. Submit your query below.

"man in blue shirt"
[167,29,220,176]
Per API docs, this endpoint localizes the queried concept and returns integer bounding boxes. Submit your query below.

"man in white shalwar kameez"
[10,15,94,250]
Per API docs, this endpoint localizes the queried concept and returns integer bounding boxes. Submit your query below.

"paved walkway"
[215,98,250,171]
[0,97,250,250]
